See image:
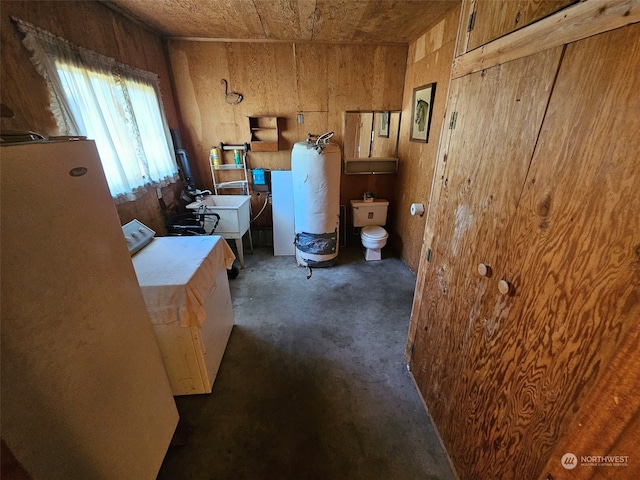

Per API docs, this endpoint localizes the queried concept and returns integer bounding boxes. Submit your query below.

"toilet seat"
[361,226,388,241]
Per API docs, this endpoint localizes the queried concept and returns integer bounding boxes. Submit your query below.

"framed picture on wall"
[410,83,436,143]
[378,111,390,138]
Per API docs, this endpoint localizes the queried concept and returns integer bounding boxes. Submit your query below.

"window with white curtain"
[14,18,178,203]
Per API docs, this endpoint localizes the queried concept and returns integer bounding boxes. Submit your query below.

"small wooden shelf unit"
[249,116,280,152]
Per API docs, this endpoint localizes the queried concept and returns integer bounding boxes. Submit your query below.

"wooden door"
[411,21,640,480]
[501,23,640,479]
[408,43,563,458]
[458,0,575,55]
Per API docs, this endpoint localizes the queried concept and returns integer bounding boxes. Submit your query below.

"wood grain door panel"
[499,22,640,479]
[463,0,576,53]
[413,21,640,480]
[409,46,563,466]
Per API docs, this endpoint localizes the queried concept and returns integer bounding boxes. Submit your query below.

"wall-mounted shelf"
[249,116,280,152]
[344,158,398,175]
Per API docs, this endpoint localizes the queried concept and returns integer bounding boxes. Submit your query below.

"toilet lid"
[361,226,388,240]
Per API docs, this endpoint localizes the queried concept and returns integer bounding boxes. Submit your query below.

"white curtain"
[14,18,178,203]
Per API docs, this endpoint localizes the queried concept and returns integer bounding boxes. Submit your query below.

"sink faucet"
[193,189,212,202]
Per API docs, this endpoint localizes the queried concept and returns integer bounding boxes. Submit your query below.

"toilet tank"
[351,199,389,227]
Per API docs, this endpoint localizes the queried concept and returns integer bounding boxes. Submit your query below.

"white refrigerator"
[1,139,179,479]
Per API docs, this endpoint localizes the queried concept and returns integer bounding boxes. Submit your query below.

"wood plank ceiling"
[103,0,460,43]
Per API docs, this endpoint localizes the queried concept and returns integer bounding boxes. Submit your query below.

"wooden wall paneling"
[149,42,179,126]
[408,47,563,479]
[464,0,575,53]
[116,186,166,235]
[230,43,299,116]
[1,439,31,480]
[182,42,299,233]
[226,42,262,146]
[327,43,406,214]
[48,1,120,59]
[412,6,461,63]
[327,108,347,155]
[273,44,305,152]
[294,43,329,112]
[292,43,334,157]
[371,45,409,109]
[250,193,273,230]
[211,44,245,147]
[393,5,460,273]
[488,23,640,479]
[166,45,203,176]
[327,44,375,111]
[539,322,640,479]
[405,78,461,359]
[227,43,297,173]
[168,41,297,185]
[405,4,467,307]
[1,7,57,135]
[220,44,254,160]
[167,40,407,229]
[340,173,396,227]
[295,111,329,149]
[452,0,640,79]
[167,42,229,187]
[111,12,152,67]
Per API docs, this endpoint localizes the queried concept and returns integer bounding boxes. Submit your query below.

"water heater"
[291,133,341,267]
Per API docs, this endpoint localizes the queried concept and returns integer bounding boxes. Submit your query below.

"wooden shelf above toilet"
[344,158,398,174]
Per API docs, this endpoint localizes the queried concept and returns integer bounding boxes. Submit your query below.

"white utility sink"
[186,195,253,267]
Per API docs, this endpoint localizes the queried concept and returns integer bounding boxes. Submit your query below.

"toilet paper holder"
[410,203,425,216]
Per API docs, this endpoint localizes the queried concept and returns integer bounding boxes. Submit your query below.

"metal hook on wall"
[220,79,243,105]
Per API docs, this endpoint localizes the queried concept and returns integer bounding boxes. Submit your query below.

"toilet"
[350,199,389,261]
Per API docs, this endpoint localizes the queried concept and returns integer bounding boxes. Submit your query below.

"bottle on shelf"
[211,147,220,169]
[234,149,242,168]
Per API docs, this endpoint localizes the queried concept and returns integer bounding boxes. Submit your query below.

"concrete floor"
[157,246,456,480]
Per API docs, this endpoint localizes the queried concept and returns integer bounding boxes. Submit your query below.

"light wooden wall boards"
[456,0,575,55]
[394,5,461,273]
[540,320,640,479]
[507,22,640,479]
[407,18,640,480]
[453,0,640,78]
[408,46,564,477]
[166,40,406,178]
[166,40,407,230]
